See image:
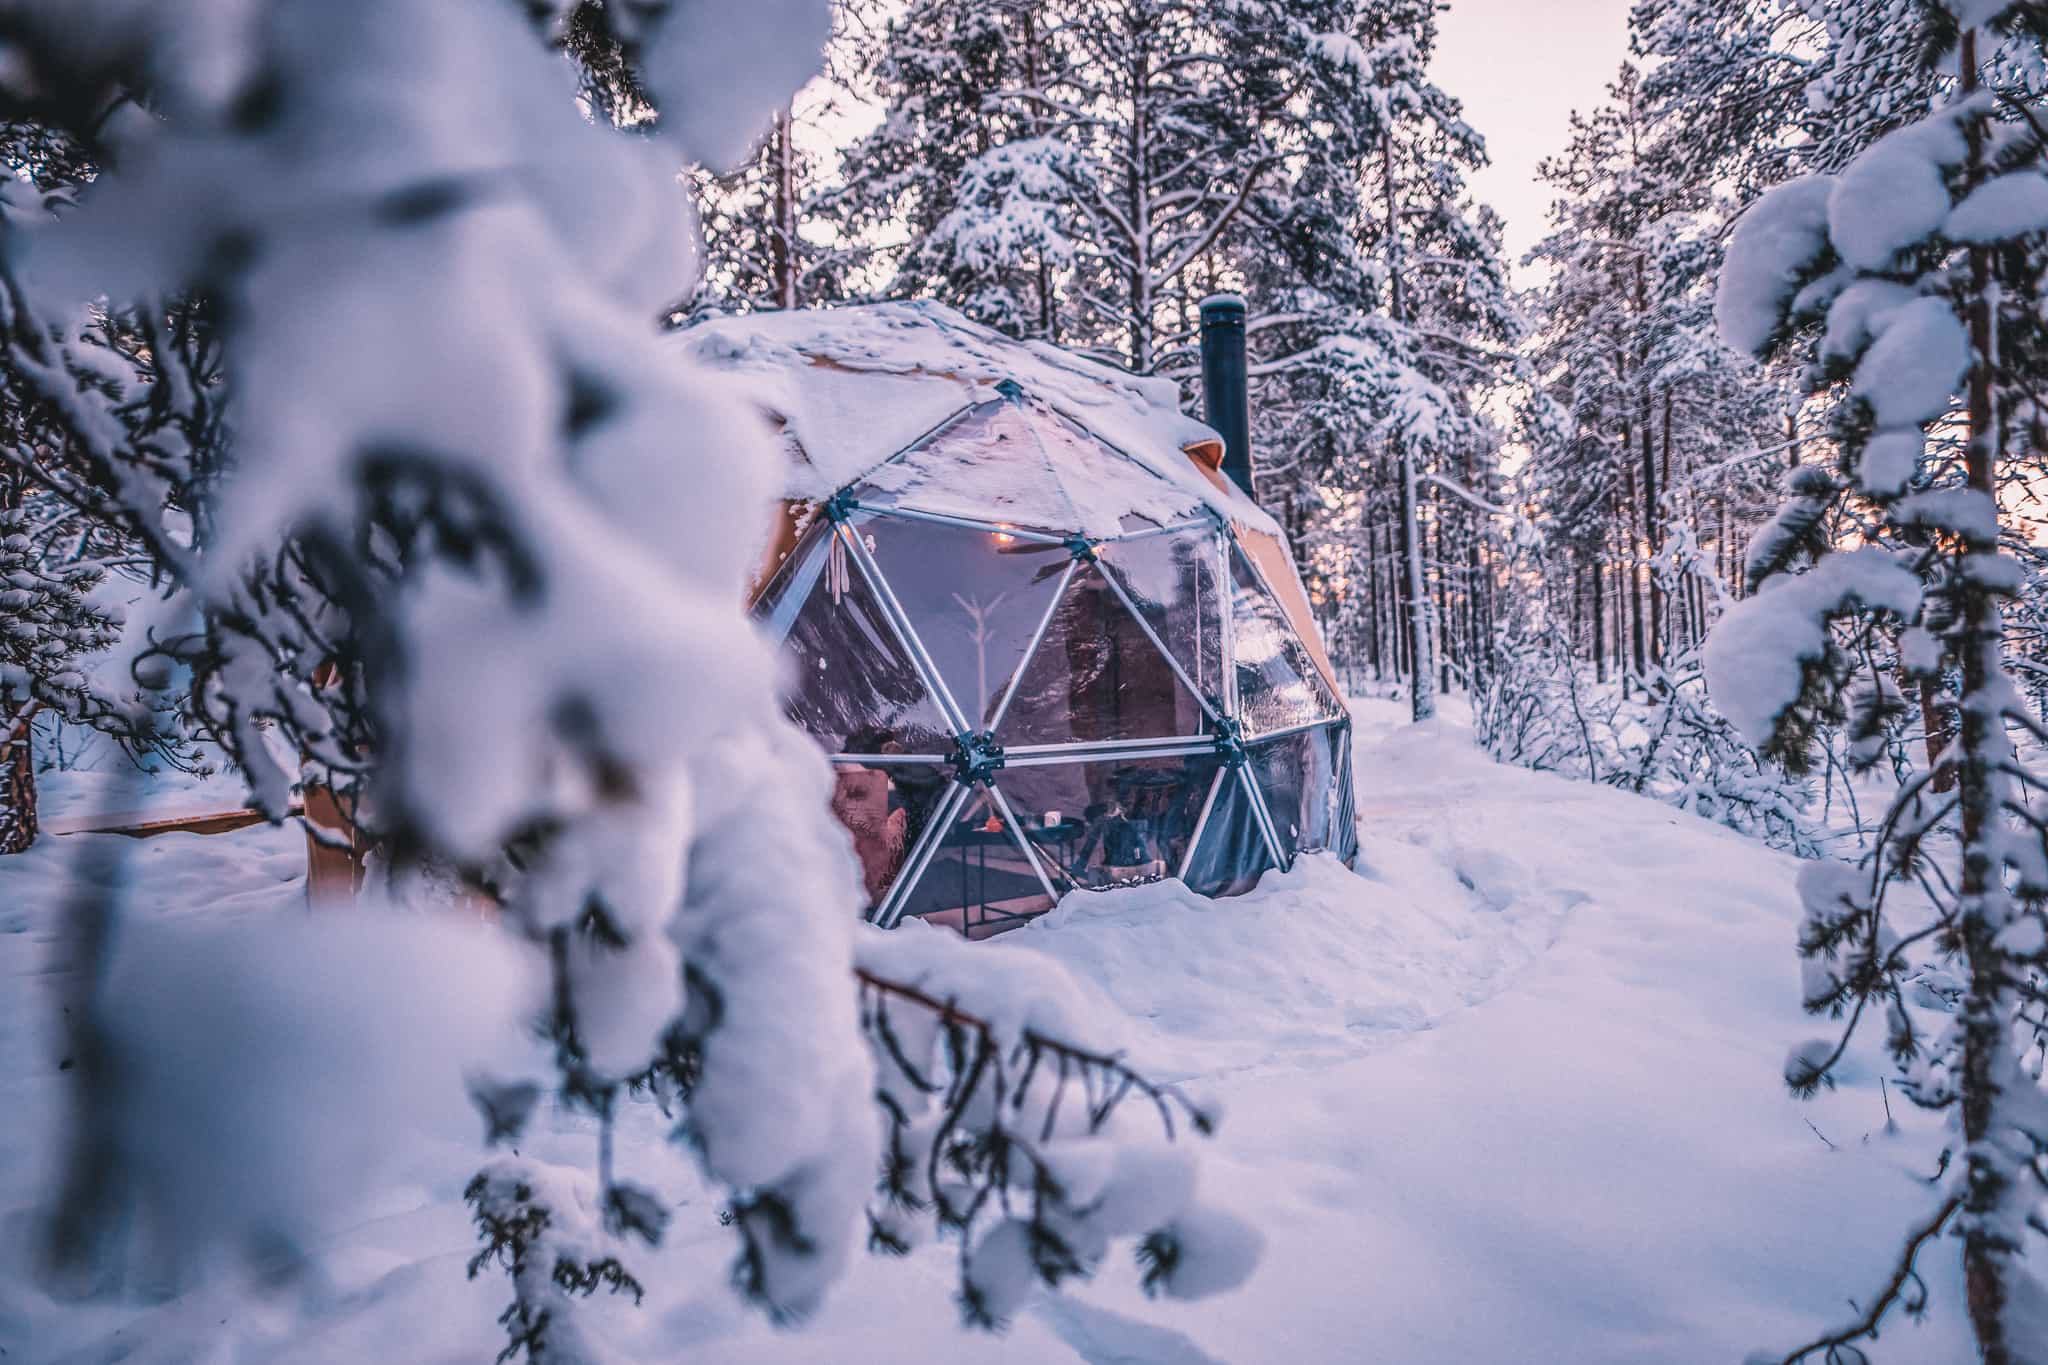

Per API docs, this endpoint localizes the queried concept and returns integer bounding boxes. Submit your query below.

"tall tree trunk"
[0,699,35,855]
[1620,445,1647,682]
[1954,31,2018,1360]
[1379,125,1431,718]
[769,106,797,311]
[1465,512,1484,693]
[1431,487,1451,696]
[1399,448,1434,721]
[1572,562,1584,660]
[1126,42,1152,372]
[1591,553,1607,682]
[1020,7,1057,342]
[1393,490,1413,680]
[1634,264,1663,674]
[1365,520,1383,679]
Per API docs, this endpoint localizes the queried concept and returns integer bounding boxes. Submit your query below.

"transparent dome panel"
[1330,724,1359,864]
[1249,723,1343,863]
[1096,528,1225,712]
[751,521,830,642]
[894,784,1055,939]
[853,400,1079,535]
[1228,546,1344,737]
[997,561,1208,748]
[1022,406,1205,538]
[859,514,1071,730]
[771,528,954,755]
[829,763,958,914]
[997,751,1225,892]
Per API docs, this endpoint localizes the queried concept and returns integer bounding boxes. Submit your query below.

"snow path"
[1021,705,1970,1365]
[0,704,1975,1363]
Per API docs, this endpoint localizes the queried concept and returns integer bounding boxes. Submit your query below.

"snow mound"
[0,703,1981,1363]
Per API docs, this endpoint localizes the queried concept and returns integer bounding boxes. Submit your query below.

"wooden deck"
[42,799,301,839]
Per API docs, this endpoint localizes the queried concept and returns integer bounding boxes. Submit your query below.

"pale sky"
[1431,0,1636,276]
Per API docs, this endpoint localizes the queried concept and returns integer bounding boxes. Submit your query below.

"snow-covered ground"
[0,701,1974,1363]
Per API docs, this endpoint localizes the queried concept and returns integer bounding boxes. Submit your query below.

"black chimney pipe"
[1198,294,1253,500]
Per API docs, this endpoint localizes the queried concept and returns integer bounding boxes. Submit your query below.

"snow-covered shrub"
[852,923,1256,1328]
[0,146,202,850]
[466,1158,650,1365]
[1475,553,1821,855]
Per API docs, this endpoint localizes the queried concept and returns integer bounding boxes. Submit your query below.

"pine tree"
[1252,0,1518,720]
[1524,64,1783,686]
[0,124,192,853]
[691,8,869,318]
[0,483,122,852]
[1703,5,2048,1356]
[693,101,860,316]
[1632,0,1943,196]
[829,0,1060,336]
[840,0,1382,367]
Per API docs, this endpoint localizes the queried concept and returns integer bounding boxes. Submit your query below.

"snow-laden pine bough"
[0,0,1264,1354]
[464,927,1252,1360]
[1707,7,2048,1360]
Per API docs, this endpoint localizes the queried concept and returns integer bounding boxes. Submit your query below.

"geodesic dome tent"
[687,301,1358,938]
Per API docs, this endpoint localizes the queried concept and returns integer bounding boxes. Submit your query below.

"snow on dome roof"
[678,299,1278,539]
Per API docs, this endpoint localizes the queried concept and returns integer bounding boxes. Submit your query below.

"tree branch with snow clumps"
[3,0,1255,1352]
[1705,8,2048,1359]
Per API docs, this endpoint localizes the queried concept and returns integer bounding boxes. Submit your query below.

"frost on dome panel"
[854,400,1081,535]
[1328,729,1359,865]
[860,514,1071,730]
[1023,405,1207,538]
[1095,528,1227,712]
[894,785,1055,939]
[997,751,1225,891]
[853,397,1205,540]
[1228,548,1343,737]
[754,528,954,756]
[997,561,1209,748]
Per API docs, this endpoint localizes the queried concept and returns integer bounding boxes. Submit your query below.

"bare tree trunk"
[1635,266,1663,673]
[1620,445,1647,682]
[1126,43,1152,371]
[1395,492,1413,680]
[0,699,36,855]
[1431,486,1451,697]
[1465,511,1484,693]
[1592,554,1607,683]
[1571,562,1584,659]
[1021,7,1056,341]
[1365,520,1383,679]
[769,106,797,311]
[1399,448,1434,722]
[1954,32,2018,1360]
